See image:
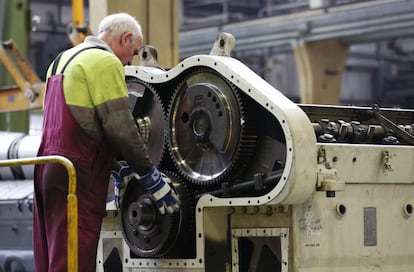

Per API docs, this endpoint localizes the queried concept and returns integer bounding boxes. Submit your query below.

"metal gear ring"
[126,77,166,166]
[168,67,256,185]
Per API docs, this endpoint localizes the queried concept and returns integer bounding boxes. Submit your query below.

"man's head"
[97,13,143,65]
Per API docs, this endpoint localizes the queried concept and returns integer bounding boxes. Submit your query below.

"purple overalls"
[33,48,114,271]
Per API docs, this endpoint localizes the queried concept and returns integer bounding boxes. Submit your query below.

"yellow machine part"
[0,40,45,113]
[68,0,93,46]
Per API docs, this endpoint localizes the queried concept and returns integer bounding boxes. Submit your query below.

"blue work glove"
[138,167,180,215]
[110,161,138,209]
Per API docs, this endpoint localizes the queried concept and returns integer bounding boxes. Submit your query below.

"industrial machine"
[0,33,413,272]
[97,33,414,272]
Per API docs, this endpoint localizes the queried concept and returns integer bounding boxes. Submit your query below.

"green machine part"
[0,0,31,132]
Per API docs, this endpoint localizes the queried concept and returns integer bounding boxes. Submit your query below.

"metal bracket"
[382,150,394,174]
[316,165,344,196]
[209,32,236,57]
[137,45,165,70]
[317,146,327,164]
[0,39,45,112]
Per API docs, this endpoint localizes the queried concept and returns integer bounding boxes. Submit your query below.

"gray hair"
[98,13,142,41]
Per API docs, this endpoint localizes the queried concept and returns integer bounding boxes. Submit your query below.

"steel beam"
[180,0,414,58]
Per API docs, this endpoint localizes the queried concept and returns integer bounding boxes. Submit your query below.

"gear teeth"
[126,76,167,167]
[167,67,258,186]
[162,171,196,258]
[120,171,193,258]
[223,92,258,182]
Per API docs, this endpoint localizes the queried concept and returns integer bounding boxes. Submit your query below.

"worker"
[32,12,179,272]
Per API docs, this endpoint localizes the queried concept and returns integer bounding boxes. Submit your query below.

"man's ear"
[121,32,133,45]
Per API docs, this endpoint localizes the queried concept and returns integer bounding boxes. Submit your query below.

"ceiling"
[29,0,363,30]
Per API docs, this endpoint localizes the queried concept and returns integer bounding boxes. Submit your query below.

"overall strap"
[51,46,106,76]
[51,52,64,76]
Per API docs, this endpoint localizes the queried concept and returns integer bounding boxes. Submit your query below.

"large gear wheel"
[126,77,166,166]
[120,172,195,258]
[168,67,257,186]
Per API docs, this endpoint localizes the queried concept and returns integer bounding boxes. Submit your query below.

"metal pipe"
[0,155,78,272]
[72,0,84,27]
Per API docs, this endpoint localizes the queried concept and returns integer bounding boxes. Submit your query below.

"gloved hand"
[110,161,138,209]
[138,167,180,215]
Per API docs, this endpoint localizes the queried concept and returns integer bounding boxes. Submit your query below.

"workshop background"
[2,0,414,133]
[1,1,414,272]
[30,0,414,107]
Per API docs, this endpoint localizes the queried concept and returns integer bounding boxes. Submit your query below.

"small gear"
[120,171,195,258]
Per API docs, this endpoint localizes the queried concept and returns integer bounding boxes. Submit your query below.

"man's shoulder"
[74,44,113,58]
[83,36,113,52]
[66,44,120,70]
